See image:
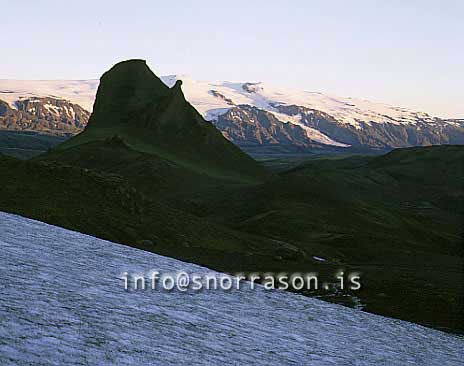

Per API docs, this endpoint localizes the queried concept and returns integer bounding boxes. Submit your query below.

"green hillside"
[38,141,464,333]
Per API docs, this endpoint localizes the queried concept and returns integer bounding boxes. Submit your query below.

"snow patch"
[0,80,99,111]
[1,211,463,365]
[157,75,444,139]
[269,111,350,147]
[0,78,454,135]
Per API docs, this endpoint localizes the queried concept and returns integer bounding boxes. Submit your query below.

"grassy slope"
[34,142,464,333]
[198,146,463,332]
[0,153,291,272]
[0,130,67,159]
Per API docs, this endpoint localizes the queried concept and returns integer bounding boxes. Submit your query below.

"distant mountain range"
[0,97,89,136]
[1,77,463,152]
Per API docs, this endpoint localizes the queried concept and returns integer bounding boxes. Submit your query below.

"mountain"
[0,96,89,135]
[55,60,267,181]
[0,97,90,158]
[0,79,94,157]
[0,79,97,111]
[1,76,463,153]
[163,76,464,151]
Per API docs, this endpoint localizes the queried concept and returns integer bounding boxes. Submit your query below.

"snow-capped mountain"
[0,97,89,136]
[0,80,92,135]
[1,78,463,150]
[1,211,463,365]
[0,79,98,111]
[161,75,463,150]
[161,75,433,127]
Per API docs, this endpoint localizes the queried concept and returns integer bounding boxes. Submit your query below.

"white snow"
[159,76,442,131]
[0,79,99,112]
[43,103,61,115]
[0,211,463,365]
[159,76,351,146]
[0,77,453,145]
[270,111,350,147]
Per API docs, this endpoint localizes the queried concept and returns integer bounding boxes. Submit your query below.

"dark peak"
[118,58,146,64]
[100,59,157,85]
[85,59,169,129]
[169,79,186,100]
[108,59,147,69]
[99,59,153,84]
[59,60,267,181]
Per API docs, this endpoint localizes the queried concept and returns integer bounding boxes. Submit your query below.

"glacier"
[0,211,463,365]
[0,77,445,128]
[2,77,459,148]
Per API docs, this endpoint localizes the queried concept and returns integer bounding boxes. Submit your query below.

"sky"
[1,0,462,117]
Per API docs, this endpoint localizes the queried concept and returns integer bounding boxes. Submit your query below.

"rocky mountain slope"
[0,97,89,135]
[0,79,97,111]
[1,77,462,152]
[163,76,464,150]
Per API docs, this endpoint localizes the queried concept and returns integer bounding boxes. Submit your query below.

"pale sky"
[1,0,462,117]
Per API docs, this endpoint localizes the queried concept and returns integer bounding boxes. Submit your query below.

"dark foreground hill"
[57,60,268,182]
[2,143,460,333]
[0,152,280,264]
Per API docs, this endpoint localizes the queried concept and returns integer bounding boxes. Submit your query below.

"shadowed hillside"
[58,60,268,182]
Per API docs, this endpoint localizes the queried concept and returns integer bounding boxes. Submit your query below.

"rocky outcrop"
[0,97,89,135]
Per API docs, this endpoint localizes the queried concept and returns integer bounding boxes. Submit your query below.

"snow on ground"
[0,77,439,130]
[160,76,439,129]
[270,111,350,147]
[0,211,463,365]
[0,77,450,146]
[162,76,352,146]
[0,80,99,112]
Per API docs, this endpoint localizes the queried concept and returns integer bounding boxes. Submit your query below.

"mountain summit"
[59,60,267,181]
[85,59,169,130]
